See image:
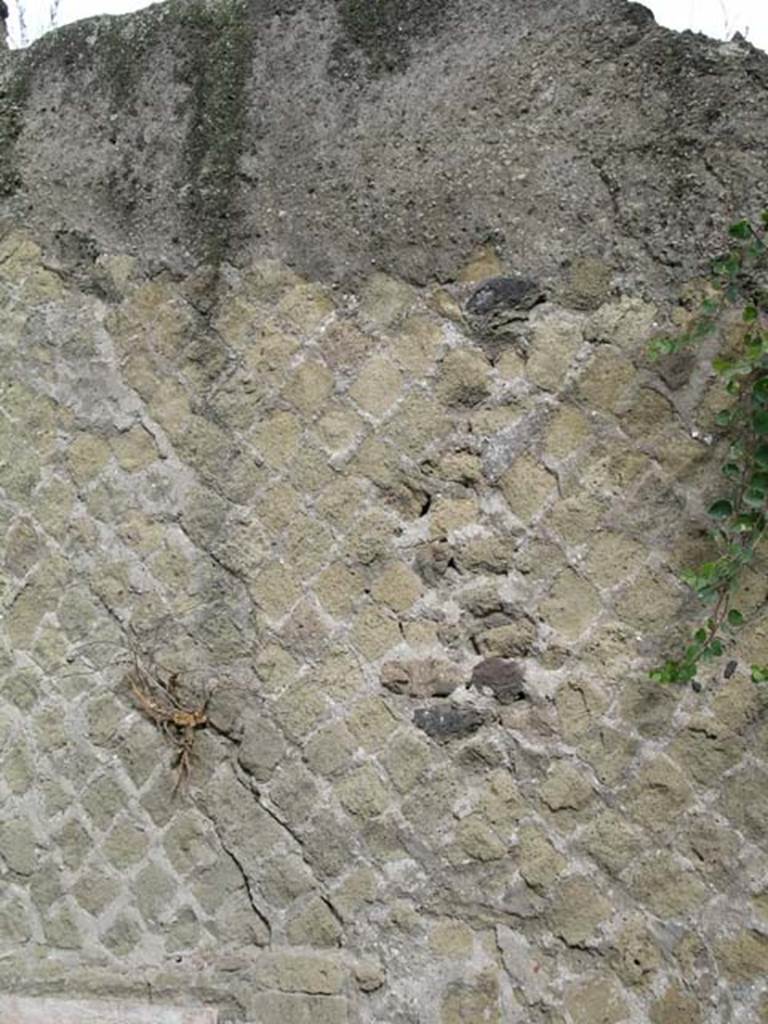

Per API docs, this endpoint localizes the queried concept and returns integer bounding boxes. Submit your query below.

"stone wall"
[2,1,768,1022]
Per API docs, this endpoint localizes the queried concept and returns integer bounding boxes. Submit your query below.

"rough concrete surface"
[1,2,768,1023]
[0,0,767,292]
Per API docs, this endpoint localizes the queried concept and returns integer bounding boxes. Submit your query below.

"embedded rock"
[469,658,526,704]
[413,706,489,742]
[380,659,463,699]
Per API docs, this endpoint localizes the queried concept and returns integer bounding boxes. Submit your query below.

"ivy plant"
[648,211,768,687]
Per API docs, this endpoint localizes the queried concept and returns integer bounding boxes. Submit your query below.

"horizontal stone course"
[0,996,218,1024]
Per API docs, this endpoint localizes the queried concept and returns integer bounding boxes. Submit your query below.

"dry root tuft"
[127,651,210,793]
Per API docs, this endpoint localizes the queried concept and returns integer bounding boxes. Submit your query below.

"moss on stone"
[332,0,450,77]
[0,10,162,197]
[0,56,33,196]
[172,0,253,264]
[97,15,165,114]
[1,0,251,264]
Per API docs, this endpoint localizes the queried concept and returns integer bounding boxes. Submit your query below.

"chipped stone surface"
[381,659,463,699]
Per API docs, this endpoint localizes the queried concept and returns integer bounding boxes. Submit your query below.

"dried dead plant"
[126,648,211,794]
[64,628,214,794]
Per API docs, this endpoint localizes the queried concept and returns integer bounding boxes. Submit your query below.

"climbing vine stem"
[649,211,768,687]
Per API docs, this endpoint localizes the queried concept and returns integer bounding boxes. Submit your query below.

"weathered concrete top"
[0,0,767,292]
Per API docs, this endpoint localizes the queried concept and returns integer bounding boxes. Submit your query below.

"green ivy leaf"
[744,487,767,508]
[729,219,752,240]
[723,252,742,277]
[746,338,765,364]
[708,499,733,519]
[713,356,734,375]
[648,336,678,359]
[726,541,748,559]
[735,513,759,532]
[650,662,687,684]
[687,570,706,588]
[709,639,724,657]
[698,561,719,580]
[652,656,698,684]
[644,214,768,693]
[692,318,716,340]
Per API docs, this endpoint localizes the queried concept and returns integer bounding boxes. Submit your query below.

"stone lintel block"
[0,996,217,1024]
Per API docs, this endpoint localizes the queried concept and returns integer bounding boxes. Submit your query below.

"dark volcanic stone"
[413,706,487,742]
[469,658,526,704]
[466,276,543,317]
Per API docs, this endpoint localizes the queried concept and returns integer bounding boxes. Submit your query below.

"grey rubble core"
[1,1,768,1023]
[0,0,766,289]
